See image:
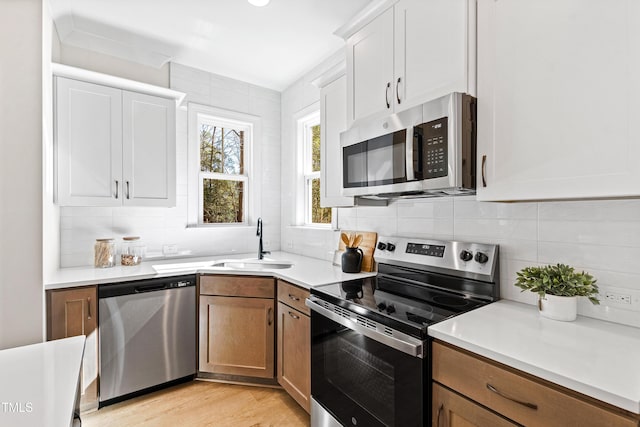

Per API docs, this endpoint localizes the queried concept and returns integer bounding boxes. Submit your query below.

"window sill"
[289,224,336,231]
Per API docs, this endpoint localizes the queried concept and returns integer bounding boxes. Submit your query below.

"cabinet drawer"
[200,275,274,298]
[432,383,517,427]
[277,280,310,315]
[432,342,638,427]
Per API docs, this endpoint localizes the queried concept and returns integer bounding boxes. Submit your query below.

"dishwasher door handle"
[135,284,169,293]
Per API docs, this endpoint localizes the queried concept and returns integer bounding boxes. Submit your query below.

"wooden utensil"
[341,232,350,247]
[338,230,377,272]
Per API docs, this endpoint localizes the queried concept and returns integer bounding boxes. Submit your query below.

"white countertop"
[45,251,376,290]
[429,300,640,414]
[0,336,85,427]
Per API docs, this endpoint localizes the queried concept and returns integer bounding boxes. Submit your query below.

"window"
[300,111,332,225]
[188,104,260,226]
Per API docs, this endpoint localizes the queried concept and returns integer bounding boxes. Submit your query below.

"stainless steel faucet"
[256,217,270,260]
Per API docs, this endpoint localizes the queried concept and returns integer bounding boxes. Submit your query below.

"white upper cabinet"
[319,73,354,208]
[56,78,123,207]
[54,65,183,207]
[394,0,472,110]
[347,7,395,123]
[342,0,474,126]
[477,0,640,201]
[122,92,176,206]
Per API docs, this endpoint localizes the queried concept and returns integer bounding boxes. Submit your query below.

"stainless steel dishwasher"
[98,275,196,406]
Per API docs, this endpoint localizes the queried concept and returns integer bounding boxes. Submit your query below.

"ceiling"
[49,0,372,91]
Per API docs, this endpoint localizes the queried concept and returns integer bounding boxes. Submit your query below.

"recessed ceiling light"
[248,0,270,6]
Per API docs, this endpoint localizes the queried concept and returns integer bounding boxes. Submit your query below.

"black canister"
[341,247,363,273]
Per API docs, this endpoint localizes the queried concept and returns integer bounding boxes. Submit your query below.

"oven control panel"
[375,236,498,282]
[405,243,445,258]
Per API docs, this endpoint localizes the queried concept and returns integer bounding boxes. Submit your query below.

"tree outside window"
[302,114,331,225]
[198,116,250,224]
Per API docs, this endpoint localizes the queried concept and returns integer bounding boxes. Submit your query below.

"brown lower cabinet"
[432,341,640,427]
[46,286,98,412]
[198,275,275,379]
[276,279,311,413]
[433,383,517,427]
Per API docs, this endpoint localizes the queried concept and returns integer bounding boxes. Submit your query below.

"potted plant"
[514,264,599,321]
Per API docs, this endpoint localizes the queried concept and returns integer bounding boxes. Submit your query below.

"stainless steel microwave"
[340,92,476,198]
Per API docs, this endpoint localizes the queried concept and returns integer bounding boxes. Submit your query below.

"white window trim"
[294,104,334,228]
[187,103,262,227]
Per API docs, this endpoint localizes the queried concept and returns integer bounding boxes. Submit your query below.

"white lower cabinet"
[477,0,640,201]
[55,73,177,207]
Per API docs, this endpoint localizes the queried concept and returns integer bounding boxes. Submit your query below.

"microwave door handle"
[406,126,415,181]
[414,128,424,180]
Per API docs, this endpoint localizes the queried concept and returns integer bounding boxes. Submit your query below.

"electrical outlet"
[263,240,271,248]
[286,241,293,249]
[163,244,178,256]
[599,286,640,311]
[605,292,631,304]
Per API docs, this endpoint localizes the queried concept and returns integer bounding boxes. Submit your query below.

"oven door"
[307,297,427,427]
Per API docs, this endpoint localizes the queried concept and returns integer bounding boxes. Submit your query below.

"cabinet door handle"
[125,181,130,199]
[288,311,300,320]
[481,155,487,187]
[87,297,92,320]
[436,403,443,427]
[396,77,402,104]
[385,82,391,109]
[115,180,119,199]
[486,383,538,410]
[288,294,300,301]
[267,307,273,326]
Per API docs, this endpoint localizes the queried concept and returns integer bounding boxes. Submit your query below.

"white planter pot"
[538,294,578,321]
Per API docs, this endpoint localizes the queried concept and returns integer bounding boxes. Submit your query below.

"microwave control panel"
[416,117,448,179]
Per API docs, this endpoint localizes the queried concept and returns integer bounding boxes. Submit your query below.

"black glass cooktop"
[311,275,488,339]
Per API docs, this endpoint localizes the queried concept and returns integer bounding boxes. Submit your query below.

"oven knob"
[460,250,473,262]
[377,302,387,311]
[386,305,396,314]
[377,242,387,251]
[475,252,489,264]
[386,243,396,252]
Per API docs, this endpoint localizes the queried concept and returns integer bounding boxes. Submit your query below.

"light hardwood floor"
[83,380,311,427]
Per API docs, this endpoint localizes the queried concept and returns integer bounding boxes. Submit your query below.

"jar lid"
[96,238,114,242]
[123,236,140,241]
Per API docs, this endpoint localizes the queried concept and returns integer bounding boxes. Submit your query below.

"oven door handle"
[306,296,425,359]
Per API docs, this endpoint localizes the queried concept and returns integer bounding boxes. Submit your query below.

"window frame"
[296,106,333,228]
[187,103,261,227]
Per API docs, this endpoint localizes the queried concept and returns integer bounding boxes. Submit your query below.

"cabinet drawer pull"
[87,297,92,320]
[486,383,538,410]
[126,181,130,199]
[481,155,487,187]
[396,77,402,104]
[267,307,273,326]
[115,180,119,199]
[288,311,300,320]
[385,82,391,109]
[288,293,300,301]
[436,403,443,427]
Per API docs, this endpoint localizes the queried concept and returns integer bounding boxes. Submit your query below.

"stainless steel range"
[306,236,500,427]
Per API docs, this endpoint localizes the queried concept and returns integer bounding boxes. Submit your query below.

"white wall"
[281,52,640,328]
[58,63,281,267]
[0,0,46,349]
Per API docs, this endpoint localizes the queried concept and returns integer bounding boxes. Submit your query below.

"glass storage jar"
[121,236,145,266]
[94,238,116,268]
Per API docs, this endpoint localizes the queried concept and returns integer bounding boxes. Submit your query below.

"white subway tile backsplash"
[538,220,640,247]
[454,218,538,241]
[454,199,537,219]
[538,199,640,221]
[397,218,454,240]
[538,241,640,275]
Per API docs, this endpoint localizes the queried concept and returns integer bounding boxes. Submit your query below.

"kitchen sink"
[209,259,293,270]
[152,261,216,273]
[153,258,293,273]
